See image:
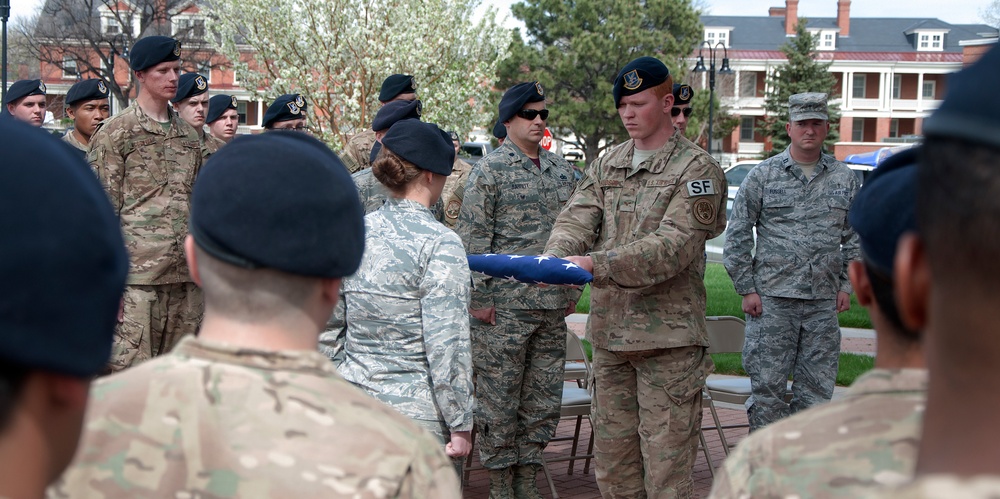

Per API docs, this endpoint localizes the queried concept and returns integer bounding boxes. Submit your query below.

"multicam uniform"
[50,337,461,498]
[709,368,927,498]
[544,133,727,498]
[323,198,473,473]
[88,104,204,372]
[868,476,1000,498]
[62,129,87,154]
[455,142,577,470]
[203,132,225,158]
[342,129,377,173]
[723,148,860,430]
[441,157,471,229]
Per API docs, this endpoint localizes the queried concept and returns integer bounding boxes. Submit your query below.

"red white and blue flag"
[467,254,593,285]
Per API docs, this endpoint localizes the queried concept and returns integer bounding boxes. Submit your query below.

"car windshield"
[725,164,754,188]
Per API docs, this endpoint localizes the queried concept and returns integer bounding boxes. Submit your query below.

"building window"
[173,16,207,40]
[237,101,247,125]
[922,80,936,99]
[739,72,757,98]
[740,116,755,141]
[917,32,946,51]
[890,118,900,138]
[62,56,78,79]
[704,28,731,48]
[892,74,902,99]
[101,14,120,35]
[852,74,867,98]
[852,117,865,142]
[198,62,212,83]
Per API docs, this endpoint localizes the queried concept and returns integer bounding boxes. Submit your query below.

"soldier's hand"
[446,431,472,457]
[565,255,594,274]
[470,307,496,325]
[742,293,763,318]
[836,291,851,313]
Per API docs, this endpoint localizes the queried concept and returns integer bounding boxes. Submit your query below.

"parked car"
[460,141,494,164]
[723,160,759,192]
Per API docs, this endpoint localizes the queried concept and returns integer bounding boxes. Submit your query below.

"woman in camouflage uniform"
[325,119,474,476]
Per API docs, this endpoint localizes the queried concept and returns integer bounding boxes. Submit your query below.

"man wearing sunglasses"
[672,83,694,136]
[456,82,578,499]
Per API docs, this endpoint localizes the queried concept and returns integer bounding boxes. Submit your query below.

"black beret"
[129,36,181,72]
[613,56,670,108]
[381,119,455,176]
[3,79,45,108]
[371,99,422,131]
[378,74,417,102]
[848,147,919,276]
[493,120,507,139]
[65,79,110,107]
[448,131,460,142]
[923,44,1000,149]
[673,83,694,105]
[498,82,545,124]
[0,118,128,377]
[206,94,239,124]
[171,73,209,103]
[262,94,307,128]
[190,131,365,278]
[369,141,382,164]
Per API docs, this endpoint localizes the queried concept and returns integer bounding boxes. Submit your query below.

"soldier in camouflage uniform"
[52,131,461,498]
[440,130,471,229]
[63,79,111,155]
[455,81,578,499]
[710,148,926,498]
[88,36,204,373]
[544,57,726,498]
[171,72,224,159]
[723,92,860,431]
[324,120,473,479]
[342,74,418,173]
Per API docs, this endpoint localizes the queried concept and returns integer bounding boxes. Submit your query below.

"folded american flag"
[467,254,593,285]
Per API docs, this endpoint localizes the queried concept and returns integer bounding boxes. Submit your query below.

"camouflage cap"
[788,92,829,122]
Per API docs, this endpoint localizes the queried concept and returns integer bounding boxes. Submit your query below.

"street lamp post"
[107,34,129,114]
[692,41,734,157]
[1,0,10,104]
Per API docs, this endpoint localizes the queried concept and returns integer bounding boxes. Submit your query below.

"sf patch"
[686,179,715,197]
[693,197,717,225]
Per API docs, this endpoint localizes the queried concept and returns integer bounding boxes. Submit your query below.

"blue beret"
[171,73,209,103]
[498,82,546,125]
[381,119,455,176]
[190,132,365,278]
[613,56,670,108]
[3,79,45,108]
[371,99,422,131]
[0,118,128,376]
[206,94,239,124]
[493,120,507,139]
[673,83,693,105]
[378,74,417,102]
[65,79,110,107]
[923,44,1000,149]
[848,147,919,276]
[448,131,460,142]
[369,141,382,164]
[129,36,181,72]
[262,94,307,128]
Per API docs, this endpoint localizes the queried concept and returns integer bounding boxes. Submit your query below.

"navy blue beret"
[378,74,417,102]
[448,131,460,142]
[848,147,919,276]
[673,83,693,105]
[3,79,45,108]
[614,56,670,108]
[369,141,382,164]
[381,119,455,176]
[262,94,307,128]
[493,120,507,139]
[190,131,364,278]
[129,36,181,72]
[171,73,209,103]
[923,44,1000,149]
[65,79,110,107]
[498,82,546,125]
[206,94,238,124]
[372,99,422,131]
[0,118,128,377]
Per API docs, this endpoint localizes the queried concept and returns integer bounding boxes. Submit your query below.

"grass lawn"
[576,263,872,329]
[711,352,875,386]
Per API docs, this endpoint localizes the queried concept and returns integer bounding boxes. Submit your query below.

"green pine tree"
[760,19,841,157]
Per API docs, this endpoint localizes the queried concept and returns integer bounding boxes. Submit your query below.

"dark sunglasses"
[516,108,550,121]
[671,107,693,118]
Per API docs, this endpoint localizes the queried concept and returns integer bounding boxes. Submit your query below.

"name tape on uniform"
[686,179,716,197]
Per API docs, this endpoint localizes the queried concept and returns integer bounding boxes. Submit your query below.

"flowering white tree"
[207,0,511,148]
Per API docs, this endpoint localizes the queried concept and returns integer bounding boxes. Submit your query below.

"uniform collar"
[173,336,340,374]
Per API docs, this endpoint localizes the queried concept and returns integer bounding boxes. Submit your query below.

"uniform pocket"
[640,346,710,406]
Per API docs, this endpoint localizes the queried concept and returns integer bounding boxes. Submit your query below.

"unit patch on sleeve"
[686,179,716,197]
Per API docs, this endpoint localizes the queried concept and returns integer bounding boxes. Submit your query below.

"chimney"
[837,0,851,37]
[769,7,786,17]
[785,0,799,35]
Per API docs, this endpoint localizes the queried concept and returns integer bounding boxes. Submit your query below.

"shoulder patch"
[693,198,717,225]
[686,179,716,197]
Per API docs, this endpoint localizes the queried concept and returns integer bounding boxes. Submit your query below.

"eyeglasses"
[516,108,550,121]
[671,107,693,118]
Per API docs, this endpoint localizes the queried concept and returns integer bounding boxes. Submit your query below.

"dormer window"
[704,28,732,48]
[808,29,837,50]
[910,29,948,51]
